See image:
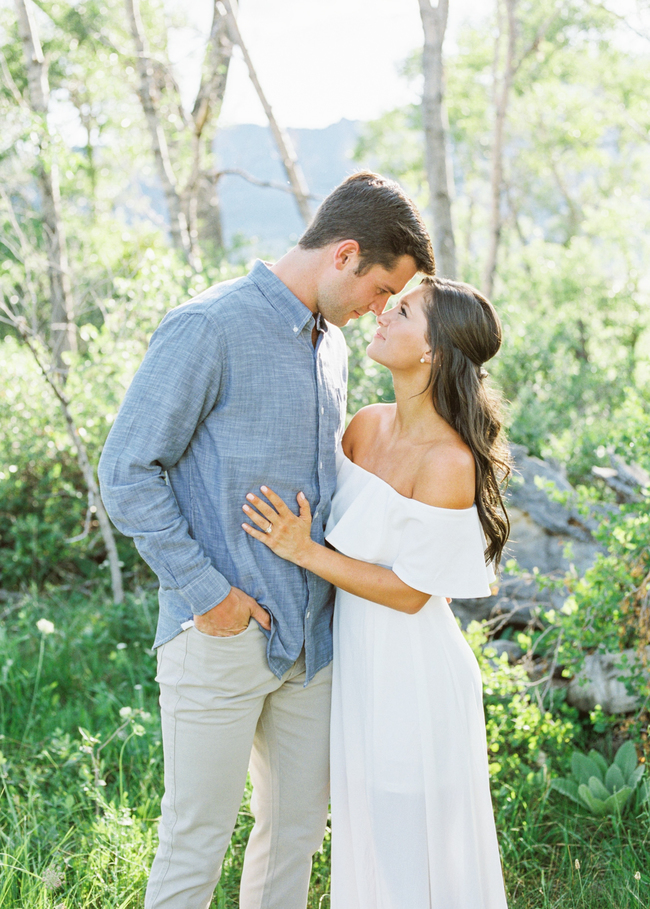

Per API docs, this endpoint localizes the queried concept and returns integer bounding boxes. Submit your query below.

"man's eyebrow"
[384,284,397,295]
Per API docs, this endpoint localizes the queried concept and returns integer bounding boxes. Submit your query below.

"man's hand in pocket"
[193,587,271,637]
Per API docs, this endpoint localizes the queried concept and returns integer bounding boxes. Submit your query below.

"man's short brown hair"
[299,171,435,276]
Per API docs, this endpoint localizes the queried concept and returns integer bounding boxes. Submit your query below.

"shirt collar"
[249,260,317,336]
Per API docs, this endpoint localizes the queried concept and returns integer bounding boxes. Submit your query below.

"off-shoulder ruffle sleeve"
[391,507,495,600]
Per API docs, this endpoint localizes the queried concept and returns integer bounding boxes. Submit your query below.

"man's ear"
[332,240,360,271]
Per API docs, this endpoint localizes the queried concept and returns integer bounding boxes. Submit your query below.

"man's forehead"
[372,256,418,290]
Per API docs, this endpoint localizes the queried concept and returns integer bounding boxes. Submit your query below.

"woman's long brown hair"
[421,277,511,565]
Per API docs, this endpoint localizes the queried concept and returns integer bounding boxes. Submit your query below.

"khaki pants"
[145,621,332,909]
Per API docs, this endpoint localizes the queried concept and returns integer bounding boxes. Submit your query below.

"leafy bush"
[464,622,577,794]
[551,742,649,818]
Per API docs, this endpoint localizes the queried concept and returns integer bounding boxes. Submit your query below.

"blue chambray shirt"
[98,260,347,682]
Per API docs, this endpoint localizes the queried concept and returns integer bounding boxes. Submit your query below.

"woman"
[242,276,511,908]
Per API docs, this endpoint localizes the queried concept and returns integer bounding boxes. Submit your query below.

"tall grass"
[0,587,647,907]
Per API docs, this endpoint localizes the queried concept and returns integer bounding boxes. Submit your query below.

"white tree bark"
[14,0,76,371]
[482,0,517,299]
[481,2,555,298]
[221,0,313,227]
[418,0,456,278]
[125,0,198,269]
[185,0,233,251]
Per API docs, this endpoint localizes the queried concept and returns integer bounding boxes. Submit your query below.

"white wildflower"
[42,865,64,890]
[119,706,133,718]
[37,618,55,635]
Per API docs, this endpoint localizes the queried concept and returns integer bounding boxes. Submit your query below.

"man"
[98,171,435,909]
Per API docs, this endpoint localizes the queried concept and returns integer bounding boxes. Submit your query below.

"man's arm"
[98,310,234,617]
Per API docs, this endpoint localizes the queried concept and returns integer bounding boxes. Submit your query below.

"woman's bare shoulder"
[342,404,394,458]
[411,439,476,510]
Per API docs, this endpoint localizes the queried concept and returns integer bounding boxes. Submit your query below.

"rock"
[592,453,650,504]
[484,639,524,663]
[566,649,650,714]
[504,444,599,575]
[451,574,557,630]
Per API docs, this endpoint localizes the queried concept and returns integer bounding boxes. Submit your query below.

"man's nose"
[368,298,389,317]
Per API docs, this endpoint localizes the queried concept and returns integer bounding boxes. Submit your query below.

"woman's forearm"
[296,540,429,614]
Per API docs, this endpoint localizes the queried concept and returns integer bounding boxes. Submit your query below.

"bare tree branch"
[212,167,324,200]
[0,302,124,604]
[221,0,313,227]
[124,0,198,270]
[0,47,27,108]
[14,0,77,369]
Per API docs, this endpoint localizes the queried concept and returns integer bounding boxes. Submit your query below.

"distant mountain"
[214,119,362,260]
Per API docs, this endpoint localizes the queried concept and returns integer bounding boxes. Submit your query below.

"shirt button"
[319,462,323,469]
[293,326,299,333]
[306,611,311,619]
[320,407,324,414]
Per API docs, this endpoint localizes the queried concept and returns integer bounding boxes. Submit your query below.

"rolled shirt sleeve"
[98,310,232,615]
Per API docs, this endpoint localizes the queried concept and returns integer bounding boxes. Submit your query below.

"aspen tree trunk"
[186,0,233,252]
[221,0,313,227]
[418,0,456,278]
[482,0,517,299]
[14,0,76,372]
[125,0,198,269]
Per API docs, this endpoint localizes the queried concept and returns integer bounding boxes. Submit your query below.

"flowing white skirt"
[330,591,508,909]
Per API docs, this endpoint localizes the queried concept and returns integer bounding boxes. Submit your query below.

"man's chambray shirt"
[98,261,347,683]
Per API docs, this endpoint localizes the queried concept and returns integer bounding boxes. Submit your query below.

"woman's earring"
[420,356,426,364]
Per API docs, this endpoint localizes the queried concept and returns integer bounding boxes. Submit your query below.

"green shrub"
[551,742,649,818]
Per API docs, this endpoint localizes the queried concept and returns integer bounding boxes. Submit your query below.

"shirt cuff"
[178,565,232,615]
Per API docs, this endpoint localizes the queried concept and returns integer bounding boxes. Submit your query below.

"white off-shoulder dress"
[325,449,508,909]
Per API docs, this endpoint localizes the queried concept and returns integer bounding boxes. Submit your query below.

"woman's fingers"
[242,503,272,531]
[242,522,269,544]
[260,486,290,515]
[245,492,277,522]
[297,491,312,520]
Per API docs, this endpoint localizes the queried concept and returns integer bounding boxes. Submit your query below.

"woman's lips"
[374,330,385,340]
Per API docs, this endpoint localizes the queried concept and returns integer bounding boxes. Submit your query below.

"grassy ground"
[0,587,648,908]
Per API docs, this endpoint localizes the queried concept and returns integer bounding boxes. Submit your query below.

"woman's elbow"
[400,591,430,614]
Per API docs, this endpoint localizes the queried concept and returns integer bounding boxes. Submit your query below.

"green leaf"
[572,752,604,785]
[628,764,645,789]
[605,764,626,793]
[587,749,609,777]
[614,741,637,781]
[588,775,611,801]
[600,787,633,817]
[635,780,650,809]
[578,783,608,816]
[551,777,582,805]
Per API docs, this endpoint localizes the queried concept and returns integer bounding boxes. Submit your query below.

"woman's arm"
[242,487,430,614]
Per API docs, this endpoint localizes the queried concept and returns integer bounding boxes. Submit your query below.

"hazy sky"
[168,0,487,129]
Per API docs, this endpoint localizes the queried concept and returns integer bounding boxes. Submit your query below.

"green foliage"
[2,589,649,907]
[544,401,650,719]
[550,742,649,818]
[0,588,329,907]
[353,5,650,483]
[466,621,576,789]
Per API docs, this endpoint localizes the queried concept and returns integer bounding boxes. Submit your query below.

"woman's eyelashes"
[399,305,407,317]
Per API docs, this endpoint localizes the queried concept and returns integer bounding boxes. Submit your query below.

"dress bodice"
[325,448,495,599]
